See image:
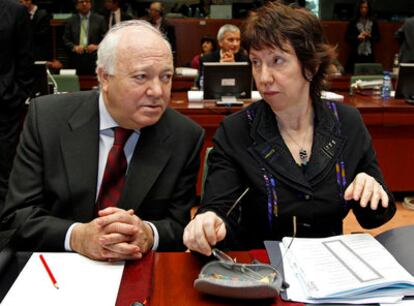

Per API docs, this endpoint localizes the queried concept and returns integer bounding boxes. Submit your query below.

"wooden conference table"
[169,92,414,193]
[0,249,297,306]
[4,224,414,306]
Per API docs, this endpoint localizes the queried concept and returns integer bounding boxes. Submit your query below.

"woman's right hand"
[183,211,227,256]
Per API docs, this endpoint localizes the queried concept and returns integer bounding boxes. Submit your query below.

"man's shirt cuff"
[64,223,80,251]
[145,221,159,251]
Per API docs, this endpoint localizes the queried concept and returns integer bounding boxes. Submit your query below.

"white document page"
[280,242,403,304]
[1,252,125,306]
[280,234,414,302]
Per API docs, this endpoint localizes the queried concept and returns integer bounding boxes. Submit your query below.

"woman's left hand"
[344,172,389,210]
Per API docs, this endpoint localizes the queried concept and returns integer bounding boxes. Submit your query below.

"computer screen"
[209,4,232,19]
[395,63,414,99]
[203,62,252,100]
[32,61,50,98]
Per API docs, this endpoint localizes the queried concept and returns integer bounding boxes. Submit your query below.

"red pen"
[39,254,59,289]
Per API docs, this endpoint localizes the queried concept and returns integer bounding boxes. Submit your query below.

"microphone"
[46,67,59,94]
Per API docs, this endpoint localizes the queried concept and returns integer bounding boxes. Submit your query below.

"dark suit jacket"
[0,0,33,109]
[200,49,249,64]
[31,8,51,61]
[198,99,396,250]
[62,13,107,51]
[395,16,414,63]
[148,17,176,53]
[0,90,204,252]
[101,9,133,28]
[159,19,176,53]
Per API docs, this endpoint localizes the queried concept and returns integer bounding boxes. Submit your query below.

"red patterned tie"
[96,127,133,213]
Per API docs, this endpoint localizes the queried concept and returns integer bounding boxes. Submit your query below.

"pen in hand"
[226,187,250,217]
[39,254,59,289]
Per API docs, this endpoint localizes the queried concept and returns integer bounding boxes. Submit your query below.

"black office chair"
[354,63,384,75]
[49,74,80,93]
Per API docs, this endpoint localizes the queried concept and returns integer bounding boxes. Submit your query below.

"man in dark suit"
[395,16,414,63]
[20,0,51,61]
[0,20,204,261]
[0,0,33,210]
[147,2,176,55]
[202,24,247,64]
[101,0,133,29]
[62,0,107,75]
[198,24,249,87]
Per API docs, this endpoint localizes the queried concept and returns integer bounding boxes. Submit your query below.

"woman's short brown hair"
[242,1,336,99]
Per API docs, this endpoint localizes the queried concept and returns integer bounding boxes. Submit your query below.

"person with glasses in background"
[63,0,107,75]
[184,1,395,256]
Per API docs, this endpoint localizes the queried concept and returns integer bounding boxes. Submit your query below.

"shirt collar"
[155,17,162,28]
[79,12,91,19]
[29,5,37,18]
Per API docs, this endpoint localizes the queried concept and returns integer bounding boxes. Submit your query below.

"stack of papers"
[321,90,344,101]
[187,91,262,102]
[278,234,414,304]
[1,253,125,306]
[175,67,198,77]
[352,79,383,89]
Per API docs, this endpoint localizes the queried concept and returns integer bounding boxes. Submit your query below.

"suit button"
[304,194,311,200]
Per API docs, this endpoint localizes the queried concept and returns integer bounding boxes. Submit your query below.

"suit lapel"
[305,102,346,185]
[88,14,94,43]
[118,117,172,211]
[73,15,81,45]
[61,92,100,220]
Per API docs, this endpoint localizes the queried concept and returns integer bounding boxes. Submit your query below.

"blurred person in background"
[395,15,414,64]
[191,37,217,70]
[147,2,176,55]
[101,0,133,29]
[63,0,107,75]
[345,0,380,73]
[0,0,33,210]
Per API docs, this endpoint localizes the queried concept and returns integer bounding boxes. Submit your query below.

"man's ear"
[97,67,110,91]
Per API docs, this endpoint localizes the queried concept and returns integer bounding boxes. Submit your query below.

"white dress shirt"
[28,5,37,20]
[108,8,121,28]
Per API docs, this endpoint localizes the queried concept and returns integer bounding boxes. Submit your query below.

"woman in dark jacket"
[183,1,395,255]
[345,0,380,73]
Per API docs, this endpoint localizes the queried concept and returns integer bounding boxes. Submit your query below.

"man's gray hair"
[217,24,240,42]
[96,20,172,76]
